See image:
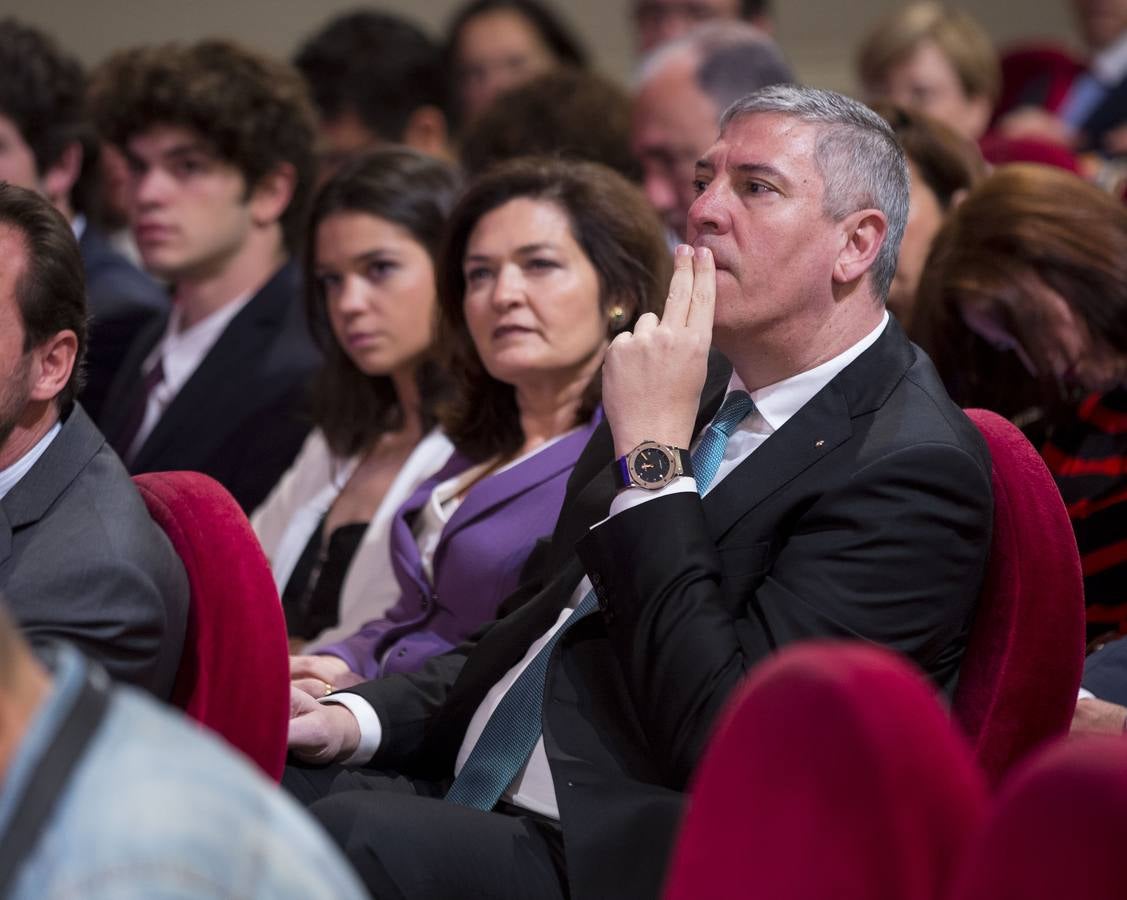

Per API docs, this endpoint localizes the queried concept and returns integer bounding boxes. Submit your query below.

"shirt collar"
[144,289,253,392]
[727,311,889,433]
[1092,29,1127,85]
[0,420,63,502]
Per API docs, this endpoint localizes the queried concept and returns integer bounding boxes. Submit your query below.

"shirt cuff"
[606,477,697,519]
[1078,687,1096,702]
[321,692,382,766]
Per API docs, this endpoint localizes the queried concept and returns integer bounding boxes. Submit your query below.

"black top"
[281,515,368,640]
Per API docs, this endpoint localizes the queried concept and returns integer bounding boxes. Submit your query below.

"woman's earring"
[608,306,626,331]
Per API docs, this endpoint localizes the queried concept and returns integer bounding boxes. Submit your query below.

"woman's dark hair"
[304,147,461,458]
[437,156,671,462]
[914,163,1127,426]
[459,68,641,182]
[444,0,588,127]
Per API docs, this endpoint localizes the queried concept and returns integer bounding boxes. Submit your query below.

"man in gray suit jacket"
[0,184,188,699]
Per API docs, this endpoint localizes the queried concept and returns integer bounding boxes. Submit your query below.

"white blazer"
[251,427,454,651]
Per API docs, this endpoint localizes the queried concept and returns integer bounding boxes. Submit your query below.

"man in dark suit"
[0,19,167,422]
[285,85,993,899]
[90,40,321,513]
[0,184,187,698]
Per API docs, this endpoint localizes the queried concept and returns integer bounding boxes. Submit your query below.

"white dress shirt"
[0,422,62,501]
[330,314,890,816]
[127,293,253,459]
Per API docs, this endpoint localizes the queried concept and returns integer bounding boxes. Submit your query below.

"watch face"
[632,446,673,484]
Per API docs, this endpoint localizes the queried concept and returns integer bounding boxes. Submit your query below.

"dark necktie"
[445,390,756,811]
[114,357,165,463]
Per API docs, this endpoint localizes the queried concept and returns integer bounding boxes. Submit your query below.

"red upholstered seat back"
[133,471,289,781]
[664,642,988,900]
[953,410,1085,785]
[995,43,1085,118]
[950,737,1127,900]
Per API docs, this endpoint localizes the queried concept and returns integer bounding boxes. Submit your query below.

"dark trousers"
[284,764,569,900]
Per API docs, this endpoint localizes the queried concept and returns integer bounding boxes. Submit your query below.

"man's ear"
[832,209,887,287]
[402,106,451,160]
[249,162,297,228]
[42,141,83,217]
[28,330,78,403]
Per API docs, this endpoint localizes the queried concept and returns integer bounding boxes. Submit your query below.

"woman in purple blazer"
[291,158,671,691]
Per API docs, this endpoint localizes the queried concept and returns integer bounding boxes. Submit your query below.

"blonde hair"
[857,3,1000,104]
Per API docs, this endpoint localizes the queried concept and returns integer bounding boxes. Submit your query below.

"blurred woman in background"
[915,163,1127,640]
[444,0,588,125]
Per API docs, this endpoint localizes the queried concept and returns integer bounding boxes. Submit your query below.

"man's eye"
[692,179,709,194]
[173,159,206,178]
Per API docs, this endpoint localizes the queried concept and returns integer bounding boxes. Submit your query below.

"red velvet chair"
[952,410,1086,785]
[133,471,289,781]
[664,642,988,900]
[949,737,1127,899]
[995,43,1085,120]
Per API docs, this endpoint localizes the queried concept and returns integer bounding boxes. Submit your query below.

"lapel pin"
[815,440,825,447]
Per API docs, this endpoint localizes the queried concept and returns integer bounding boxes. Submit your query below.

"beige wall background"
[7,0,1079,95]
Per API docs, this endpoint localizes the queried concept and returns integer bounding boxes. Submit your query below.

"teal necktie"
[444,390,757,810]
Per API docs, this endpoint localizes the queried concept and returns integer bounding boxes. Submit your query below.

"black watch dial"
[632,446,672,484]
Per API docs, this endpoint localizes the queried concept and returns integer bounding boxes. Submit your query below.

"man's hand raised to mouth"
[602,244,715,458]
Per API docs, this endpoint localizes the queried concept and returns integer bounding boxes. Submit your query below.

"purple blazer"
[319,414,601,678]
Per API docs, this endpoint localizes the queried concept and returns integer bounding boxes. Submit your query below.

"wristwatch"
[613,441,693,491]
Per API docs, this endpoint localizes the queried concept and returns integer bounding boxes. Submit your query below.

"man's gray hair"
[720,84,909,302]
[637,22,795,116]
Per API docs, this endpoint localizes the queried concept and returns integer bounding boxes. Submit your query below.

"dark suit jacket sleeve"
[576,439,992,785]
[343,630,488,770]
[1082,636,1127,706]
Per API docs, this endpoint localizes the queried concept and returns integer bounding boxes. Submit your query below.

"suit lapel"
[388,453,473,595]
[702,384,852,541]
[440,415,601,547]
[130,263,296,469]
[702,317,917,541]
[0,407,104,565]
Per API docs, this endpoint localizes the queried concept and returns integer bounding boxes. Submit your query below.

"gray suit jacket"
[0,404,189,698]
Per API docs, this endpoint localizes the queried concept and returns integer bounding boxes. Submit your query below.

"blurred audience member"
[915,164,1127,639]
[996,0,1127,159]
[253,149,460,653]
[0,184,187,697]
[0,602,368,899]
[633,0,773,54]
[873,103,985,331]
[858,3,1000,142]
[0,19,165,423]
[294,11,451,176]
[633,21,794,240]
[90,40,320,514]
[445,0,588,125]
[460,68,640,181]
[288,157,670,695]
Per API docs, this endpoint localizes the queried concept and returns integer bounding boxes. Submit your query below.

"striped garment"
[1041,388,1127,644]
